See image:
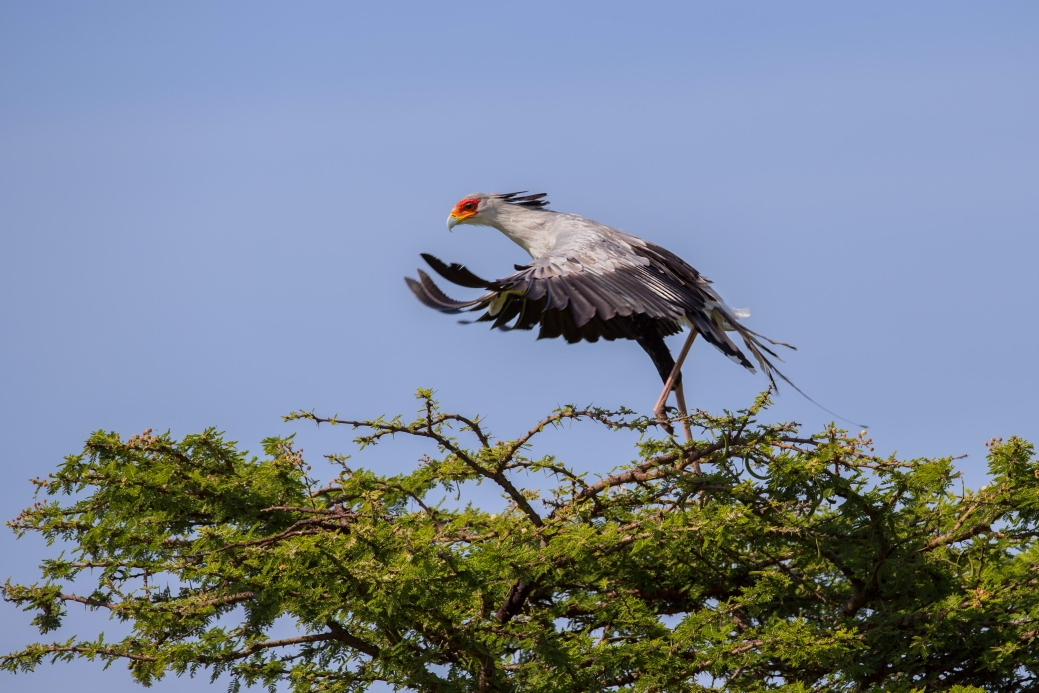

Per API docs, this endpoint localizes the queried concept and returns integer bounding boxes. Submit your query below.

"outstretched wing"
[406,240,690,344]
[405,224,794,385]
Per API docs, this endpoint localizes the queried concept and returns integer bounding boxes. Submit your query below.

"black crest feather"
[497,191,550,209]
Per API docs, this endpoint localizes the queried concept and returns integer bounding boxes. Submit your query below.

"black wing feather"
[420,253,493,289]
[405,270,484,314]
[404,244,796,389]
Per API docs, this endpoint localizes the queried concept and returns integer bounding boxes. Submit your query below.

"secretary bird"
[405,191,796,440]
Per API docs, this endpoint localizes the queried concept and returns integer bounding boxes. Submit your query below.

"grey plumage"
[407,191,795,390]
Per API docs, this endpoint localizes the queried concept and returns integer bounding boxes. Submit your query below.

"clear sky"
[2,2,1038,691]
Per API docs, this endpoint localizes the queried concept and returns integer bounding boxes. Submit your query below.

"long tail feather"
[720,317,867,428]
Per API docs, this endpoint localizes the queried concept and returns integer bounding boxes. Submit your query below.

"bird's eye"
[454,198,480,216]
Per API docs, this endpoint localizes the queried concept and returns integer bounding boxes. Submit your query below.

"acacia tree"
[4,390,1039,692]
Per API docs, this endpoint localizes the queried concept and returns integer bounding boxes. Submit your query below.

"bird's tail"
[695,308,866,428]
[682,305,794,390]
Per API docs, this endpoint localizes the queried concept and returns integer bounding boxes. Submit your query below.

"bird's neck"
[489,205,556,259]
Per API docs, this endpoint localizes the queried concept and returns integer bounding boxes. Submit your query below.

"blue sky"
[2,2,1038,691]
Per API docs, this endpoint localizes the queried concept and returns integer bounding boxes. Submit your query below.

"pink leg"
[653,330,698,430]
[673,382,695,446]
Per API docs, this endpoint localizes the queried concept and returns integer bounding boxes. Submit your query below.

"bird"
[405,191,795,439]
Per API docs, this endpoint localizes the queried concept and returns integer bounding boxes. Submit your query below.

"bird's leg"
[653,329,698,429]
[672,383,701,474]
[673,382,695,446]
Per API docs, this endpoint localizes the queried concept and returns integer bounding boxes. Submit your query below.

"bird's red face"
[447,197,480,229]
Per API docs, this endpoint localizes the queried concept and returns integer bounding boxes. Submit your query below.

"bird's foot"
[653,405,676,436]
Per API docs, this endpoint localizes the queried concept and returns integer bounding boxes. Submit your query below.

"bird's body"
[407,192,794,398]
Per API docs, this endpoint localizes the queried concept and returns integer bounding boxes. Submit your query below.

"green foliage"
[4,391,1039,692]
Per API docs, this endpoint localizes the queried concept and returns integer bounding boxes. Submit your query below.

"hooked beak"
[446,214,459,231]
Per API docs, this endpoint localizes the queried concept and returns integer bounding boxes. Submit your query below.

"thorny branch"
[7,393,1039,692]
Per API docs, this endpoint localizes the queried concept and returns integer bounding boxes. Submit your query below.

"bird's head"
[446,191,550,230]
[446,193,488,230]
